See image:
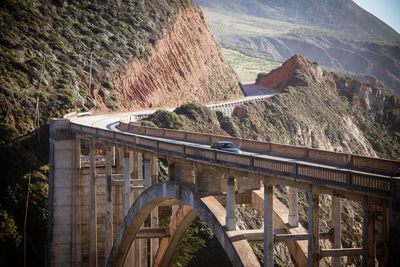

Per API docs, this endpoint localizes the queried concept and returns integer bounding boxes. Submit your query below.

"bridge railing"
[118,121,400,177]
[72,122,392,197]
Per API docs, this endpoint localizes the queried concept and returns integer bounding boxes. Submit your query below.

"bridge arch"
[107,182,259,267]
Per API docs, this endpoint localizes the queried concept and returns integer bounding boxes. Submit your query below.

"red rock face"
[98,6,241,112]
[256,54,321,91]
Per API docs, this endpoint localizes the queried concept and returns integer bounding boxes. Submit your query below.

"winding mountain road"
[72,83,279,129]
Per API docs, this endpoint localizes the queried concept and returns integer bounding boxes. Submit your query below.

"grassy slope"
[0,1,193,266]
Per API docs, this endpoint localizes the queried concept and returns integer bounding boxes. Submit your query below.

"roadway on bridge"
[73,83,279,129]
[71,84,390,181]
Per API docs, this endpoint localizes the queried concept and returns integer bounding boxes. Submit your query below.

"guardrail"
[71,122,392,197]
[118,121,400,177]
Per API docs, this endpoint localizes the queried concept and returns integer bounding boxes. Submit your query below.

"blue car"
[211,141,241,154]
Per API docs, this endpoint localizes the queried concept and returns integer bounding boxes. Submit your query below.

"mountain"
[0,1,240,265]
[196,0,400,41]
[145,55,400,265]
[194,0,400,95]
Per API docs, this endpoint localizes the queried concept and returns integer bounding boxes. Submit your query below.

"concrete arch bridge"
[47,116,400,267]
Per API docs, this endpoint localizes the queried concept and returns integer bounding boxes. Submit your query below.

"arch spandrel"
[107,182,260,267]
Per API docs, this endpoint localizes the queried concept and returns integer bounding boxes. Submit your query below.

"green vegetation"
[0,1,195,266]
[221,48,282,82]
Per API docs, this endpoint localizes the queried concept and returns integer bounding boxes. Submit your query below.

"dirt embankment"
[97,6,242,111]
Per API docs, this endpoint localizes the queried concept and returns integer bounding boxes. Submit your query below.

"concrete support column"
[389,177,400,267]
[288,187,299,227]
[123,148,131,216]
[226,175,236,231]
[308,191,320,267]
[137,152,143,180]
[149,155,159,266]
[382,207,389,266]
[331,196,341,267]
[48,119,77,266]
[89,139,97,267]
[137,152,147,267]
[363,203,376,267]
[263,181,273,267]
[72,137,81,265]
[104,143,113,261]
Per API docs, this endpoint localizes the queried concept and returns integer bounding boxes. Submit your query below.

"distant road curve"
[72,83,279,129]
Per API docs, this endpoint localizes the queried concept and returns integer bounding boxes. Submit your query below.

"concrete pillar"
[89,139,98,267]
[331,196,341,267]
[263,181,273,267]
[288,187,299,227]
[123,149,131,216]
[382,207,389,267]
[226,175,236,230]
[308,191,320,267]
[363,204,376,267]
[48,119,76,266]
[72,137,81,265]
[148,155,159,266]
[170,159,194,188]
[136,152,147,267]
[105,143,113,261]
[389,177,400,267]
[196,164,226,193]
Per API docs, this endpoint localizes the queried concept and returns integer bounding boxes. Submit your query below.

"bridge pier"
[331,196,341,267]
[105,143,114,262]
[288,187,299,227]
[89,139,98,267]
[263,180,274,267]
[308,191,320,267]
[226,175,236,230]
[145,154,159,266]
[48,119,77,266]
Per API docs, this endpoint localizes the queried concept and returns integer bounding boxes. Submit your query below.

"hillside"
[144,55,400,265]
[0,1,241,266]
[194,0,400,95]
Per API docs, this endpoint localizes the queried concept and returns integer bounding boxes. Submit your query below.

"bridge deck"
[70,121,396,201]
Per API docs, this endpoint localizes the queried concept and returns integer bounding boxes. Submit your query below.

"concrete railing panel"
[240,140,271,153]
[146,127,164,136]
[164,129,186,140]
[216,152,251,166]
[308,149,348,165]
[271,143,306,158]
[352,155,400,176]
[186,132,210,144]
[253,158,292,173]
[297,165,347,184]
[158,142,184,154]
[185,146,215,160]
[136,137,157,148]
[352,174,390,192]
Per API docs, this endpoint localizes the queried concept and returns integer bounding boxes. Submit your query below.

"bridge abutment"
[48,119,77,266]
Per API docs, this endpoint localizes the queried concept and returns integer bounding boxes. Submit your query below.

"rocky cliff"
[110,6,241,111]
[255,54,400,158]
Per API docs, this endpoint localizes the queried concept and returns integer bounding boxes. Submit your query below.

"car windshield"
[220,142,236,149]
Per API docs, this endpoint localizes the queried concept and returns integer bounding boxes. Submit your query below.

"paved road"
[73,83,279,129]
[241,84,278,96]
